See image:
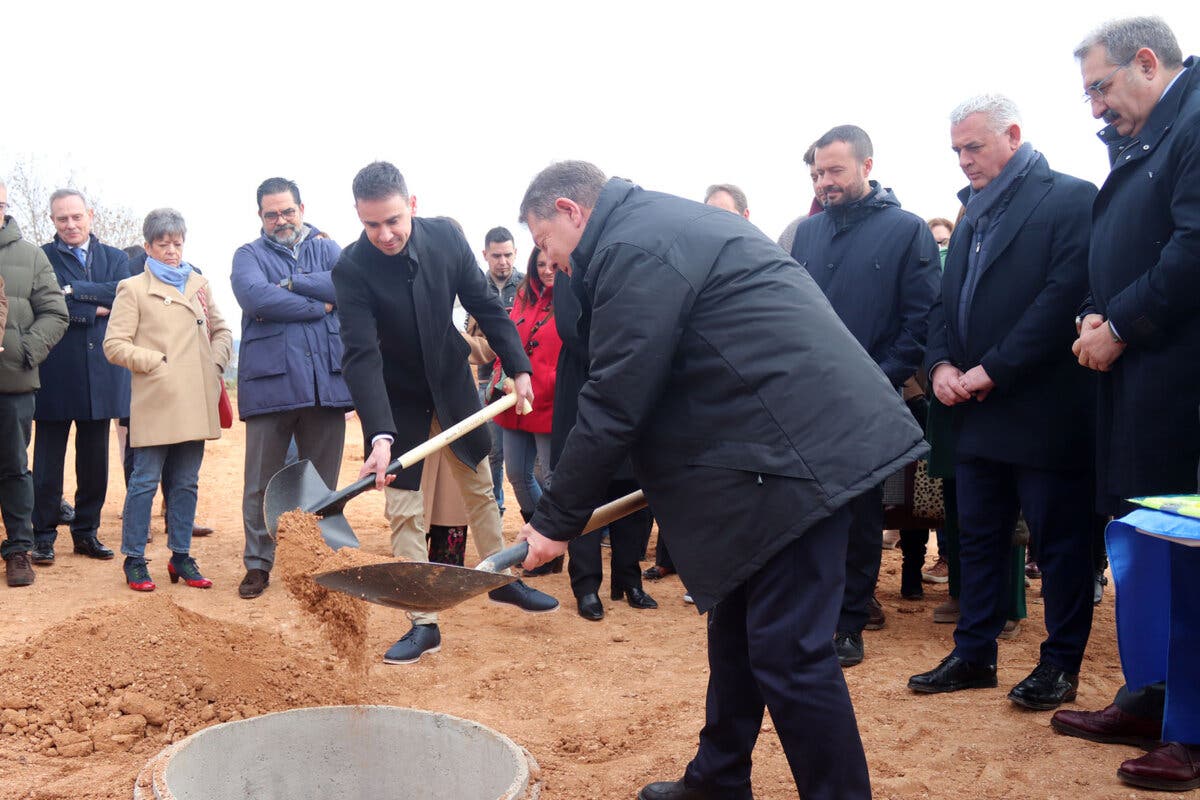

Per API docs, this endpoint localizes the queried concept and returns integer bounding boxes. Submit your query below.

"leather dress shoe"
[908,655,997,694]
[191,524,214,537]
[1050,703,1162,749]
[31,542,55,566]
[834,632,864,667]
[1008,662,1078,710]
[576,592,604,621]
[638,779,720,799]
[613,585,658,609]
[642,565,674,581]
[1118,742,1200,791]
[239,569,270,599]
[72,534,114,560]
[865,594,886,630]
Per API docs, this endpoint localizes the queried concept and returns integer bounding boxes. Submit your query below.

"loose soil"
[0,418,1167,799]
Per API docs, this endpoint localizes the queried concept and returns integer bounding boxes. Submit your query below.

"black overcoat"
[35,235,131,421]
[925,156,1097,471]
[530,179,927,611]
[1084,57,1200,505]
[333,218,531,489]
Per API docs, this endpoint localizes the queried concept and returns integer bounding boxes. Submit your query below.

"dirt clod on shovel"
[275,510,396,673]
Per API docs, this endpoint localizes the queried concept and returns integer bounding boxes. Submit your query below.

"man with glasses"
[1052,16,1200,792]
[231,177,354,599]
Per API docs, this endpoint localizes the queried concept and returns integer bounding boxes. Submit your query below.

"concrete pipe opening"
[134,705,541,800]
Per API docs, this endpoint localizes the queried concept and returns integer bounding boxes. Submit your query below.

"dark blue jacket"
[35,235,130,420]
[231,226,353,419]
[1084,58,1200,504]
[789,183,940,388]
[926,155,1097,471]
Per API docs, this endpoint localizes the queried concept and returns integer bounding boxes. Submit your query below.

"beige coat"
[103,271,232,447]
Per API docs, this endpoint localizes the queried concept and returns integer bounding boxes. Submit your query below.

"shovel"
[264,389,530,550]
[313,489,647,611]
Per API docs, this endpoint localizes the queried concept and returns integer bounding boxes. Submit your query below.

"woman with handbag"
[104,208,232,592]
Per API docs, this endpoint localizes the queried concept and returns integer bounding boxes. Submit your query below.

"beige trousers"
[384,416,506,625]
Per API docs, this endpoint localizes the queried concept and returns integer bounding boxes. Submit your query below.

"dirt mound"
[0,595,359,759]
[274,510,393,673]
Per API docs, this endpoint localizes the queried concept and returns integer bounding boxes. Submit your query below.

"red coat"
[493,281,561,434]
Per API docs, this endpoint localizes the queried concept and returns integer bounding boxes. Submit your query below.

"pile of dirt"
[274,510,393,673]
[0,595,359,759]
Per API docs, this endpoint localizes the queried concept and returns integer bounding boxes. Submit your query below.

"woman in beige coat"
[103,208,232,592]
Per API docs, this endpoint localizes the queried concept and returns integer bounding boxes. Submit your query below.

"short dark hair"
[352,161,409,203]
[704,184,749,215]
[484,226,514,247]
[256,177,301,210]
[519,160,607,221]
[812,125,874,163]
[802,143,818,166]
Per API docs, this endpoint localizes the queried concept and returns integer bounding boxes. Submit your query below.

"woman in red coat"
[492,248,561,532]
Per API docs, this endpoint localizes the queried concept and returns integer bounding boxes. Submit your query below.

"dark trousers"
[32,418,110,544]
[683,505,870,799]
[953,458,1095,672]
[0,392,35,559]
[838,484,884,634]
[655,532,676,572]
[568,479,650,597]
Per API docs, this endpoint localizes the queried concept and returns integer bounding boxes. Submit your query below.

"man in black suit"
[908,94,1098,710]
[333,161,557,666]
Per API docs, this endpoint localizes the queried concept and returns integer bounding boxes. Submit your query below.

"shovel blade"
[264,460,360,550]
[313,561,515,612]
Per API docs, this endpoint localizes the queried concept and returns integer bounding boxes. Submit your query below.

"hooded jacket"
[530,179,927,611]
[0,218,68,394]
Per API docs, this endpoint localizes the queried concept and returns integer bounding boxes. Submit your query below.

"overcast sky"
[3,1,1197,323]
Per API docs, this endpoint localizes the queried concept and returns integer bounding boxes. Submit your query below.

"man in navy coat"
[31,189,130,563]
[907,95,1098,710]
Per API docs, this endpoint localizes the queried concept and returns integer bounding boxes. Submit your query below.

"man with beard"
[231,177,354,599]
[788,125,940,667]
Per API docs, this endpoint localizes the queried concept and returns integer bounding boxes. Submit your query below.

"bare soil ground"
[0,418,1174,799]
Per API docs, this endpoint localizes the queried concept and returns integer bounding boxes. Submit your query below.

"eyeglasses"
[262,207,299,223]
[1083,62,1130,103]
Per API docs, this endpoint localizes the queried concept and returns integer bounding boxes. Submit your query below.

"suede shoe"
[576,592,604,621]
[1118,743,1200,791]
[834,632,864,667]
[637,779,720,799]
[488,579,559,612]
[932,596,960,624]
[908,655,997,694]
[191,524,215,538]
[1050,703,1162,749]
[1008,662,1078,710]
[5,553,36,587]
[239,569,270,599]
[72,534,115,560]
[865,594,886,630]
[31,542,55,566]
[383,624,441,664]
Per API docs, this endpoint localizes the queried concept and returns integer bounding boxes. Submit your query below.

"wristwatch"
[63,285,73,296]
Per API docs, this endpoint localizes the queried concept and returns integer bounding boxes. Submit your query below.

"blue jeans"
[121,441,205,560]
[501,429,551,515]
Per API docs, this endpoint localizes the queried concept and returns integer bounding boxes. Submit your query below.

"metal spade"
[313,490,648,611]
[263,390,529,550]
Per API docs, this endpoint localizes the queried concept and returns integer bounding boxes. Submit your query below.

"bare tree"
[3,155,143,248]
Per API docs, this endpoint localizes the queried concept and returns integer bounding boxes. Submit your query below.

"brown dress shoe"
[1050,703,1161,749]
[239,568,270,599]
[6,552,36,587]
[192,524,214,537]
[1118,743,1200,791]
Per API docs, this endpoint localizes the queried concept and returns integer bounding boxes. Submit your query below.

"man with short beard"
[231,177,353,599]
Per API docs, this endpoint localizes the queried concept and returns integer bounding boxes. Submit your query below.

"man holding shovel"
[334,161,558,666]
[517,161,926,800]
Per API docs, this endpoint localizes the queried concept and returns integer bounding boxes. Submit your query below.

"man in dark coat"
[333,161,557,666]
[905,95,1099,710]
[789,125,940,667]
[1052,17,1200,791]
[31,189,130,564]
[518,161,927,800]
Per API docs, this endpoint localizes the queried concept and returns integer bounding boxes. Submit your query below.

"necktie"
[72,247,86,268]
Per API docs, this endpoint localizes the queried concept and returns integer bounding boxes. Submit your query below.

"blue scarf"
[146,257,193,293]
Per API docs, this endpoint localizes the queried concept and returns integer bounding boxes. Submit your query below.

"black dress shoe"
[31,542,55,566]
[638,779,719,800]
[72,534,115,560]
[612,585,658,609]
[1008,662,1079,710]
[576,593,604,621]
[834,631,864,667]
[908,655,997,694]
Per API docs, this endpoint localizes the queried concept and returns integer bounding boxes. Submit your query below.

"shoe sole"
[488,599,559,613]
[838,657,864,668]
[1117,770,1200,791]
[31,557,54,566]
[1049,717,1160,750]
[239,586,268,599]
[74,551,115,560]
[382,644,441,665]
[864,621,885,631]
[6,578,35,587]
[908,678,998,694]
[932,612,960,624]
[922,574,949,584]
[1008,689,1075,711]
